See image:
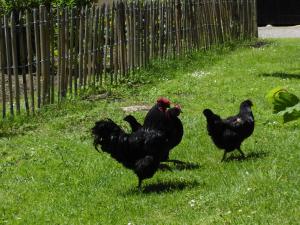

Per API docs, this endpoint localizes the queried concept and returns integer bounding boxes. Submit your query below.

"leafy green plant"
[266,87,300,123]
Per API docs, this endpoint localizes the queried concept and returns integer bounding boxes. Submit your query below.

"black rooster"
[92,119,168,189]
[203,100,254,162]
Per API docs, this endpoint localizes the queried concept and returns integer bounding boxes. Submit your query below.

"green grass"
[1,39,300,225]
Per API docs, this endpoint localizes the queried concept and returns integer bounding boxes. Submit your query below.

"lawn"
[0,39,299,224]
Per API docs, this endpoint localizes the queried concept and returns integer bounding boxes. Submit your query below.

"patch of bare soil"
[121,105,151,113]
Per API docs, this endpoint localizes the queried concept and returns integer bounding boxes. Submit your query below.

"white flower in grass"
[191,71,211,79]
[189,199,196,207]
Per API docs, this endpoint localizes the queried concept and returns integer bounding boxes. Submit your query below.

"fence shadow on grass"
[225,150,269,162]
[249,40,271,48]
[259,72,300,80]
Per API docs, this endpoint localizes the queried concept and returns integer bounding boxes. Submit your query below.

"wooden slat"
[91,7,99,85]
[33,9,41,108]
[87,5,94,86]
[44,7,51,104]
[68,8,74,94]
[4,15,14,116]
[0,18,6,118]
[10,12,20,114]
[97,5,105,84]
[57,8,62,101]
[78,8,84,88]
[49,7,55,103]
[39,6,47,104]
[64,8,70,94]
[60,8,66,97]
[132,1,136,70]
[26,10,35,113]
[73,8,80,95]
[18,12,29,114]
[103,4,110,82]
[111,3,116,84]
[83,6,89,88]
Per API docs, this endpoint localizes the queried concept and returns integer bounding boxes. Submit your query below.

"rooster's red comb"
[157,97,171,106]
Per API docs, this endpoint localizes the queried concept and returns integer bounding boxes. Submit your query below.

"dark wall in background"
[257,0,300,25]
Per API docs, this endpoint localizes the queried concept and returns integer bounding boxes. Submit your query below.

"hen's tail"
[203,109,220,122]
[91,119,123,153]
[124,115,142,132]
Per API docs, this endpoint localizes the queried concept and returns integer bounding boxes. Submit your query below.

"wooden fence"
[0,0,257,118]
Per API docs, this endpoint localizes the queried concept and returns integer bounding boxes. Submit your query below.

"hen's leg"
[237,148,245,158]
[138,178,142,191]
[221,151,227,162]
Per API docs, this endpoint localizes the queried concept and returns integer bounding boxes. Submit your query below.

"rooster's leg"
[237,148,245,158]
[221,151,227,162]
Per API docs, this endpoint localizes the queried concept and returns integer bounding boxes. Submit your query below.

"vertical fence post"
[18,12,29,114]
[0,18,6,118]
[61,8,66,97]
[10,12,21,115]
[69,8,74,94]
[64,8,70,95]
[26,10,35,113]
[33,9,41,108]
[49,7,55,104]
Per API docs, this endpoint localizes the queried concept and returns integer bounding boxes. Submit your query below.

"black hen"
[203,100,254,162]
[123,97,170,133]
[92,119,168,189]
[160,105,184,162]
[124,104,184,163]
[143,97,171,130]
